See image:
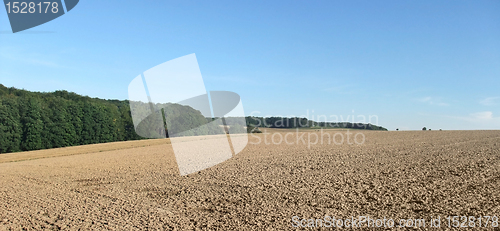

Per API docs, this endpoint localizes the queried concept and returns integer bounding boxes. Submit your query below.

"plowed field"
[1,130,499,230]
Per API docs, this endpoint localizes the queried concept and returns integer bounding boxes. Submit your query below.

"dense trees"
[20,97,44,151]
[0,95,21,153]
[0,84,235,153]
[0,84,144,154]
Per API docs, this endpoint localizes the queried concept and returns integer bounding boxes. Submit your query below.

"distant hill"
[243,116,387,131]
[0,84,386,154]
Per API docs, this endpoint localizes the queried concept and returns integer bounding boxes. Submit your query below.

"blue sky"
[1,0,499,130]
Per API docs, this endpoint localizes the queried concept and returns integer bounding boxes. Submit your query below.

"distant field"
[0,128,376,164]
[257,127,373,131]
[0,139,171,164]
[0,133,249,164]
[0,130,499,230]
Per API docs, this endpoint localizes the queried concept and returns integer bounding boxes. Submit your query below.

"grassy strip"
[0,139,171,164]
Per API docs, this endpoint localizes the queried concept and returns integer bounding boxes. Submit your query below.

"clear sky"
[1,0,499,130]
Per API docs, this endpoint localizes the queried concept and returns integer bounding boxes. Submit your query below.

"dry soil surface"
[0,130,499,230]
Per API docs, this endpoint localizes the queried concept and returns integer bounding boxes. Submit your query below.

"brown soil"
[0,130,499,230]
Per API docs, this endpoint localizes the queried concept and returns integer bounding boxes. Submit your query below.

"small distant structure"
[247,126,262,133]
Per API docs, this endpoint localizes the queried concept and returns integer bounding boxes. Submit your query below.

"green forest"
[0,84,387,154]
[0,84,142,154]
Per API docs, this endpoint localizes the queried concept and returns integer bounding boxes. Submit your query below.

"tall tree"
[20,97,44,151]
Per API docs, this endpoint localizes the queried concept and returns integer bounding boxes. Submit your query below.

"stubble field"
[0,129,499,230]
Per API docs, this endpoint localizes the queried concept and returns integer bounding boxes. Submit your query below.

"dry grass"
[0,139,171,164]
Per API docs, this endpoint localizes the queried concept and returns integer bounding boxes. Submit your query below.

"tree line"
[0,85,247,154]
[0,84,387,154]
[0,84,141,154]
[244,116,388,130]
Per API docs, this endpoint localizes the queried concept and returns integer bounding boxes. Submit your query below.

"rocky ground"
[0,129,499,230]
